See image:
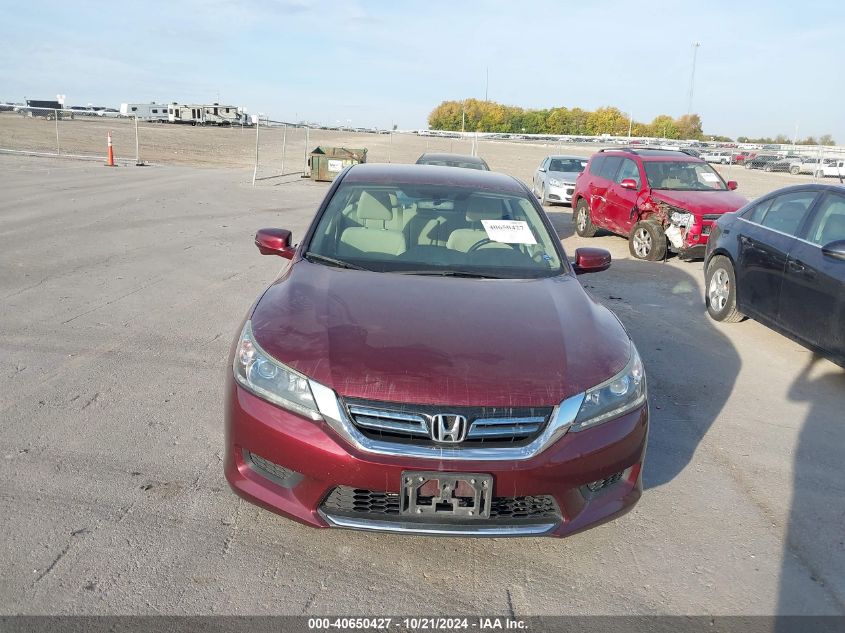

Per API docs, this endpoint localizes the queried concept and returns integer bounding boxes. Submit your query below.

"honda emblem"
[430,414,468,443]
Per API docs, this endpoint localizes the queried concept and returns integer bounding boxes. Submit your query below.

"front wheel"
[815,170,825,178]
[629,221,667,261]
[705,255,744,322]
[765,164,773,172]
[789,165,800,175]
[745,162,753,169]
[574,199,597,237]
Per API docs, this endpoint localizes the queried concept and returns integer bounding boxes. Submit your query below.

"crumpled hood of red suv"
[249,261,631,407]
[650,189,748,215]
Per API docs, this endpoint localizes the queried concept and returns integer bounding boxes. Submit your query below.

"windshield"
[643,161,728,191]
[306,181,565,279]
[548,158,587,173]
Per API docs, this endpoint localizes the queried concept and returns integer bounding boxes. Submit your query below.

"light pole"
[628,112,633,139]
[687,42,701,115]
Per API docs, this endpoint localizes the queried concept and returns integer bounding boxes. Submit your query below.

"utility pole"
[628,112,633,139]
[485,67,489,101]
[687,42,701,115]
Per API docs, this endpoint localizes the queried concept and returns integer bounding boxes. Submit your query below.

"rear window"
[597,156,622,180]
[588,156,606,175]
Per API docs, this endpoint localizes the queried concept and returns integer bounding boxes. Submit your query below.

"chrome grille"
[343,398,552,446]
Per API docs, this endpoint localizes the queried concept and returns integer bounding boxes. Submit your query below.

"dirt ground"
[0,112,831,199]
[1,153,843,616]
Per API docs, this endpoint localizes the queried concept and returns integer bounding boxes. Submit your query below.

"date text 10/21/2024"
[307,617,528,630]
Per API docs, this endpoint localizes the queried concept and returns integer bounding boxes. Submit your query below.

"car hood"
[547,170,582,183]
[650,189,748,216]
[249,261,631,407]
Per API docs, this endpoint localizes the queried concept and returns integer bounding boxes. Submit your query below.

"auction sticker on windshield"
[701,172,720,182]
[481,220,537,244]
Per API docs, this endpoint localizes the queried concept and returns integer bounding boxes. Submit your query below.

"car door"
[777,191,845,359]
[603,157,643,234]
[588,156,622,230]
[735,190,819,320]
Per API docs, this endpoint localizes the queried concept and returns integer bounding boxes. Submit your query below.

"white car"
[532,155,588,205]
[814,160,845,179]
[701,151,732,164]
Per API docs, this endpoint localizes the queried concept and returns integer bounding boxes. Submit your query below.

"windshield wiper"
[393,270,502,279]
[304,252,369,271]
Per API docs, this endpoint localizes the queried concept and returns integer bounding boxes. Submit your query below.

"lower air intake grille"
[322,486,560,521]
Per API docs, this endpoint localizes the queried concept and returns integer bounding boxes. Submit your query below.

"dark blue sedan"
[704,184,845,366]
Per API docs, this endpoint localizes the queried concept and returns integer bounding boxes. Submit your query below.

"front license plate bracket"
[401,471,492,519]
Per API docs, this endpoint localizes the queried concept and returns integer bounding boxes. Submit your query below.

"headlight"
[548,178,562,187]
[571,343,646,431]
[233,322,321,420]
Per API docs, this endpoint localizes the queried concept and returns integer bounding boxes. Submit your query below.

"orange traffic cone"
[105,131,115,167]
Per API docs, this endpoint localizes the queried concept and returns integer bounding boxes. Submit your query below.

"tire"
[745,162,753,169]
[765,164,773,172]
[541,184,549,205]
[574,199,597,237]
[815,170,825,179]
[629,221,667,261]
[705,255,744,322]
[789,165,800,175]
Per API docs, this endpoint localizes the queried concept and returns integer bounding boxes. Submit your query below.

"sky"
[1,0,843,141]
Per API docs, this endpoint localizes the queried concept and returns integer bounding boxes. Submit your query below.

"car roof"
[596,147,703,162]
[756,183,845,198]
[416,153,486,163]
[342,163,524,194]
[546,155,586,161]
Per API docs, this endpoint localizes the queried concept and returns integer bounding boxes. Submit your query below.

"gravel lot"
[0,151,843,616]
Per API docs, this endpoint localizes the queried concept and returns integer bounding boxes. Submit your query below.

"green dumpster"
[308,147,367,182]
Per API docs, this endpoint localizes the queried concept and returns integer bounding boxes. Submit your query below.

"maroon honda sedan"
[225,164,648,537]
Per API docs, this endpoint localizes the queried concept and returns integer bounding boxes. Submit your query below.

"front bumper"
[225,382,648,538]
[546,184,575,204]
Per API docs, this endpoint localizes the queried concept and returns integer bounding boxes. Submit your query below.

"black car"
[415,153,490,170]
[745,154,782,170]
[704,184,845,365]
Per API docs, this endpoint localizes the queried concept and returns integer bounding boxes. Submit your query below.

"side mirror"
[538,167,546,173]
[821,239,845,261]
[727,180,738,190]
[255,228,295,259]
[573,247,611,274]
[619,178,638,190]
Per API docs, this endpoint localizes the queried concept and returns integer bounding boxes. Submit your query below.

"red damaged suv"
[225,164,648,538]
[571,148,748,260]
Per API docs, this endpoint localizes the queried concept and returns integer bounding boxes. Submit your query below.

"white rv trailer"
[167,103,243,126]
[120,103,169,122]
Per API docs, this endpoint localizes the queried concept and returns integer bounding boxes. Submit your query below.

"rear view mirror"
[822,239,845,261]
[573,247,611,274]
[727,181,738,190]
[255,228,295,259]
[619,178,638,190]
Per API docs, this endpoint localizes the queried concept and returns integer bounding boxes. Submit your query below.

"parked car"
[813,159,845,179]
[701,151,732,164]
[731,152,752,164]
[532,155,588,205]
[225,164,648,538]
[415,153,490,170]
[745,154,781,170]
[571,148,747,260]
[794,157,833,175]
[704,184,845,366]
[765,155,804,172]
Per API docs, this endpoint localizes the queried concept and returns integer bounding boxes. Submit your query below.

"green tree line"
[428,99,837,144]
[429,99,703,139]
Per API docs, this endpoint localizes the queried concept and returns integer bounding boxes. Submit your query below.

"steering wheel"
[467,238,521,254]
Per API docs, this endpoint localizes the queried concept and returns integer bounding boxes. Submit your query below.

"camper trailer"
[120,103,169,122]
[167,103,243,126]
